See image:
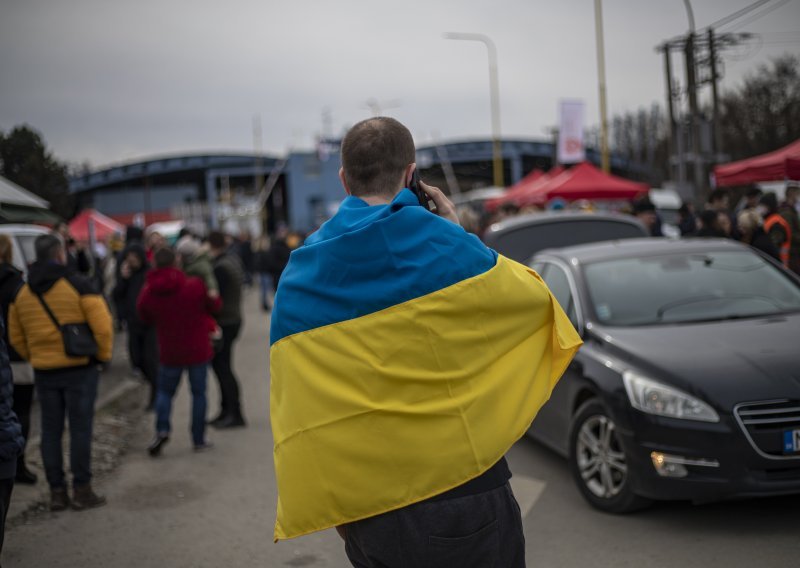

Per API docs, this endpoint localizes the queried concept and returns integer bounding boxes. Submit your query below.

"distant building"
[68,139,642,236]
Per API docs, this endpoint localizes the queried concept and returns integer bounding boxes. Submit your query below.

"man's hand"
[419,180,460,225]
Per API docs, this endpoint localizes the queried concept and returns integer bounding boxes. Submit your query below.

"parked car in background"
[527,238,800,512]
[0,224,50,277]
[483,212,648,263]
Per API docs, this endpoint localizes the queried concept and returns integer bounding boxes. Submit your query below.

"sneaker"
[147,434,169,457]
[49,487,70,512]
[193,441,214,452]
[71,484,107,511]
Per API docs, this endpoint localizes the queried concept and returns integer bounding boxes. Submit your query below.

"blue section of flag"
[270,189,497,345]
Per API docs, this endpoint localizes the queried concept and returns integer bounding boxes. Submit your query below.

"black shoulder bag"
[35,293,98,358]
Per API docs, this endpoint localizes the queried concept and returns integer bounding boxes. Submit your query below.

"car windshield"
[584,250,800,326]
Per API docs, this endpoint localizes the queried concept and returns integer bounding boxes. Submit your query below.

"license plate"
[783,429,800,454]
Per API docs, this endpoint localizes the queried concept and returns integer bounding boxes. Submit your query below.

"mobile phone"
[409,170,435,211]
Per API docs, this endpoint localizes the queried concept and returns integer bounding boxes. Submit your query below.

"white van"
[0,224,51,277]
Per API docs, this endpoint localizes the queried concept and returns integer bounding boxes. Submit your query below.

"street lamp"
[444,32,504,187]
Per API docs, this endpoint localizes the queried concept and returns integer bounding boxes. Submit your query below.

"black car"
[526,237,800,512]
[483,211,648,264]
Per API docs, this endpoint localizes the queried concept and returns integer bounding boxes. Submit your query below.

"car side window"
[540,262,579,328]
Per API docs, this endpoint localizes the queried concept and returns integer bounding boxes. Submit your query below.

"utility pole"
[708,28,723,162]
[594,0,611,173]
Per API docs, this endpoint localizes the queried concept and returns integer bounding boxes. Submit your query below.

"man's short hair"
[340,117,416,198]
[35,234,64,263]
[208,231,227,250]
[154,247,175,268]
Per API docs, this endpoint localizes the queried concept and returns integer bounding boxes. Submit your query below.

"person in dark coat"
[0,312,24,554]
[677,202,697,236]
[0,235,36,485]
[268,235,291,292]
[113,242,158,409]
[696,210,728,238]
[737,209,781,262]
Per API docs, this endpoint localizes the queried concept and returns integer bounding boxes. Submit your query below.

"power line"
[707,0,773,30]
[727,0,795,32]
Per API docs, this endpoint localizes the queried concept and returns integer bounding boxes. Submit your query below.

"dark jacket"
[9,261,113,371]
[0,263,24,362]
[112,243,149,330]
[268,239,291,285]
[747,227,781,263]
[213,253,243,326]
[0,315,25,479]
[137,267,221,366]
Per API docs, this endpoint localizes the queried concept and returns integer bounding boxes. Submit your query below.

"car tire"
[568,399,652,514]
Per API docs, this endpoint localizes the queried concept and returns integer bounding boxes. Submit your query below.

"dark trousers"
[211,321,242,418]
[11,383,34,465]
[128,325,158,403]
[155,364,208,446]
[0,477,13,556]
[35,367,99,489]
[345,483,526,568]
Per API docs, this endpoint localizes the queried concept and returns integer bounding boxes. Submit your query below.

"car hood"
[588,312,800,411]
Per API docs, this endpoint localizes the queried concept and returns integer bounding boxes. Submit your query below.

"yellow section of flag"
[269,255,582,540]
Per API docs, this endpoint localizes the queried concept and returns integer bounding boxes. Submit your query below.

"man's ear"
[404,163,417,188]
[339,167,351,196]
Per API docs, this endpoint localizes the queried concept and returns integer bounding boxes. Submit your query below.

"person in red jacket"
[137,247,221,455]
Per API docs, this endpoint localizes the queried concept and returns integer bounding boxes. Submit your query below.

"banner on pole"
[557,100,586,164]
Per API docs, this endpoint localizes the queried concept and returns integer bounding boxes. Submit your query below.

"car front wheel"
[568,399,651,513]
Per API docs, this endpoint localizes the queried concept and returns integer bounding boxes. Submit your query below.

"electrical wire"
[726,0,796,32]
[706,0,774,30]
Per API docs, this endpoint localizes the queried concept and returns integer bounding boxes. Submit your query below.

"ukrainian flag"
[270,189,582,541]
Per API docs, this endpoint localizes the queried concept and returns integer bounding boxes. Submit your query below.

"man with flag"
[269,117,582,567]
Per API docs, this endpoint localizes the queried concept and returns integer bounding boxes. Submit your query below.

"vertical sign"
[557,99,586,164]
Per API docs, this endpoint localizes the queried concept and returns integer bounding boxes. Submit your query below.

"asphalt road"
[5,289,800,567]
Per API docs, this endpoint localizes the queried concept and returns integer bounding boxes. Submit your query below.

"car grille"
[735,400,800,459]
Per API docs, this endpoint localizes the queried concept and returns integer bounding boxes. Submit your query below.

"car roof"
[0,224,50,233]
[536,237,751,264]
[485,211,643,235]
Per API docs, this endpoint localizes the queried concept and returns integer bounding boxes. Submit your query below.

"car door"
[526,259,584,456]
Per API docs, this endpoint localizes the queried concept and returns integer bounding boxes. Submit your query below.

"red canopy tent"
[68,209,124,242]
[485,169,545,211]
[525,161,648,203]
[713,139,800,187]
[499,166,566,209]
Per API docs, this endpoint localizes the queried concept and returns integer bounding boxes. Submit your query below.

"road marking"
[509,474,547,518]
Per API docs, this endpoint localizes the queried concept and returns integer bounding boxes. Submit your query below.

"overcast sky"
[1,0,798,169]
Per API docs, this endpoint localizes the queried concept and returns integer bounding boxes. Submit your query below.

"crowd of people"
[632,184,800,274]
[472,182,800,276]
[0,219,295,553]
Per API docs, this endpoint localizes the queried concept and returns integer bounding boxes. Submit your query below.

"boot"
[49,487,70,512]
[16,461,38,485]
[71,484,107,511]
[213,410,246,429]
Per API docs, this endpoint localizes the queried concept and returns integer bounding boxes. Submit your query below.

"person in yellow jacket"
[8,234,112,512]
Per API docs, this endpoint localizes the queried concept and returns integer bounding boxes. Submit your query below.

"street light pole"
[594,0,611,173]
[444,32,504,187]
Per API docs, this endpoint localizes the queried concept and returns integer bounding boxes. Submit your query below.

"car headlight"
[622,371,719,423]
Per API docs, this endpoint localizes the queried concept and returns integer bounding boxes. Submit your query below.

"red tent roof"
[503,167,566,209]
[68,209,124,242]
[530,162,648,202]
[713,139,800,187]
[485,169,545,211]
